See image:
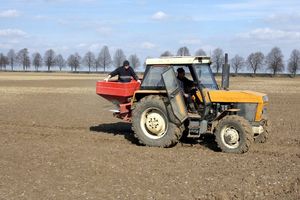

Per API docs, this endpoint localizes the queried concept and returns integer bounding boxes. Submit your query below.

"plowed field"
[0,72,299,200]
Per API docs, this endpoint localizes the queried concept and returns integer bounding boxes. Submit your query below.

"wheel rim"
[140,107,168,139]
[220,126,240,149]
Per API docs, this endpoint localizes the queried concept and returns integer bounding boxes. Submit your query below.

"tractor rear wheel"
[132,95,182,147]
[215,115,253,153]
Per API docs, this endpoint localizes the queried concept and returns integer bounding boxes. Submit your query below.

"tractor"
[96,56,269,153]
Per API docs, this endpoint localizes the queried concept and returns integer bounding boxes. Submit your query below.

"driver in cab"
[176,67,197,113]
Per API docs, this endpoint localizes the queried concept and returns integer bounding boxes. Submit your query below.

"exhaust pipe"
[221,53,230,89]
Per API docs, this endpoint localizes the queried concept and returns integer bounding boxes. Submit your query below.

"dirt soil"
[0,72,299,200]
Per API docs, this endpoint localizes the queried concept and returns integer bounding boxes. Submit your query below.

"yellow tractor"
[130,56,269,153]
[97,55,269,153]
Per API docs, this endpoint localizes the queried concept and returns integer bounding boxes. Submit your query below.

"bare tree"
[0,53,9,71]
[95,59,100,72]
[288,49,300,77]
[32,52,43,71]
[83,51,96,72]
[231,54,244,75]
[74,53,81,72]
[55,54,66,71]
[211,48,224,73]
[195,48,207,56]
[0,53,3,70]
[68,53,81,72]
[67,55,75,71]
[98,46,112,72]
[128,54,140,69]
[17,48,30,71]
[44,49,56,71]
[7,49,16,71]
[177,46,190,56]
[265,47,284,76]
[160,50,173,57]
[246,52,264,75]
[113,49,126,68]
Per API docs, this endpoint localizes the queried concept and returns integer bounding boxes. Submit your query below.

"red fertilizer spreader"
[96,80,141,121]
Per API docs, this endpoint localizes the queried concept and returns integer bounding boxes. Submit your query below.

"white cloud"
[237,28,300,40]
[179,38,202,45]
[57,18,70,25]
[41,0,96,3]
[76,43,88,48]
[215,0,300,21]
[0,29,27,37]
[217,1,259,10]
[96,26,112,36]
[58,45,69,51]
[141,42,156,49]
[0,9,20,18]
[151,11,168,20]
[264,13,300,31]
[34,15,49,20]
[77,0,95,2]
[265,13,300,23]
[0,43,13,49]
[89,43,101,52]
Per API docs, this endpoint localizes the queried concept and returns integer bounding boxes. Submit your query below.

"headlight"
[263,95,269,102]
[262,106,268,119]
[263,106,267,114]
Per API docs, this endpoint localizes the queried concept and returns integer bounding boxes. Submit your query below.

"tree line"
[0,46,299,76]
[162,46,300,77]
[0,46,140,73]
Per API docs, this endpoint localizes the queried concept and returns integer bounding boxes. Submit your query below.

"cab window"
[141,66,167,89]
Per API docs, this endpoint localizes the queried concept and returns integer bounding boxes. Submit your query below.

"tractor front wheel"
[215,115,253,153]
[132,95,182,147]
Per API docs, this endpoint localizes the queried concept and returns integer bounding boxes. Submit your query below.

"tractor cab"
[135,56,218,123]
[141,56,218,90]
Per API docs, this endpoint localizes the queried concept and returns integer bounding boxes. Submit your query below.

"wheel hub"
[224,128,239,145]
[145,112,165,135]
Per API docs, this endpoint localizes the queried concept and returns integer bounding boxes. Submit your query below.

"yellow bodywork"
[133,89,268,122]
[195,90,267,121]
[208,90,265,103]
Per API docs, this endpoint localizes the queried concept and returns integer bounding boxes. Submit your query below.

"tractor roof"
[145,56,211,65]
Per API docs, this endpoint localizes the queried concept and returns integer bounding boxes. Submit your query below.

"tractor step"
[187,119,208,138]
[187,131,201,138]
[188,113,201,119]
[188,120,201,138]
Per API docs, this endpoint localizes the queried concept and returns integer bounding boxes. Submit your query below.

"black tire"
[132,95,182,147]
[254,120,270,143]
[214,115,253,153]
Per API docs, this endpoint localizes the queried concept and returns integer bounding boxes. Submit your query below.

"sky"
[1,0,300,68]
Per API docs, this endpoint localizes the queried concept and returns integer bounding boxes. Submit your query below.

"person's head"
[123,60,130,69]
[177,67,185,79]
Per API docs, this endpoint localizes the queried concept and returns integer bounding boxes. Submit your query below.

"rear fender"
[131,90,167,104]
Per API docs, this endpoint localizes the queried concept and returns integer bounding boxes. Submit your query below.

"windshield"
[194,64,218,90]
